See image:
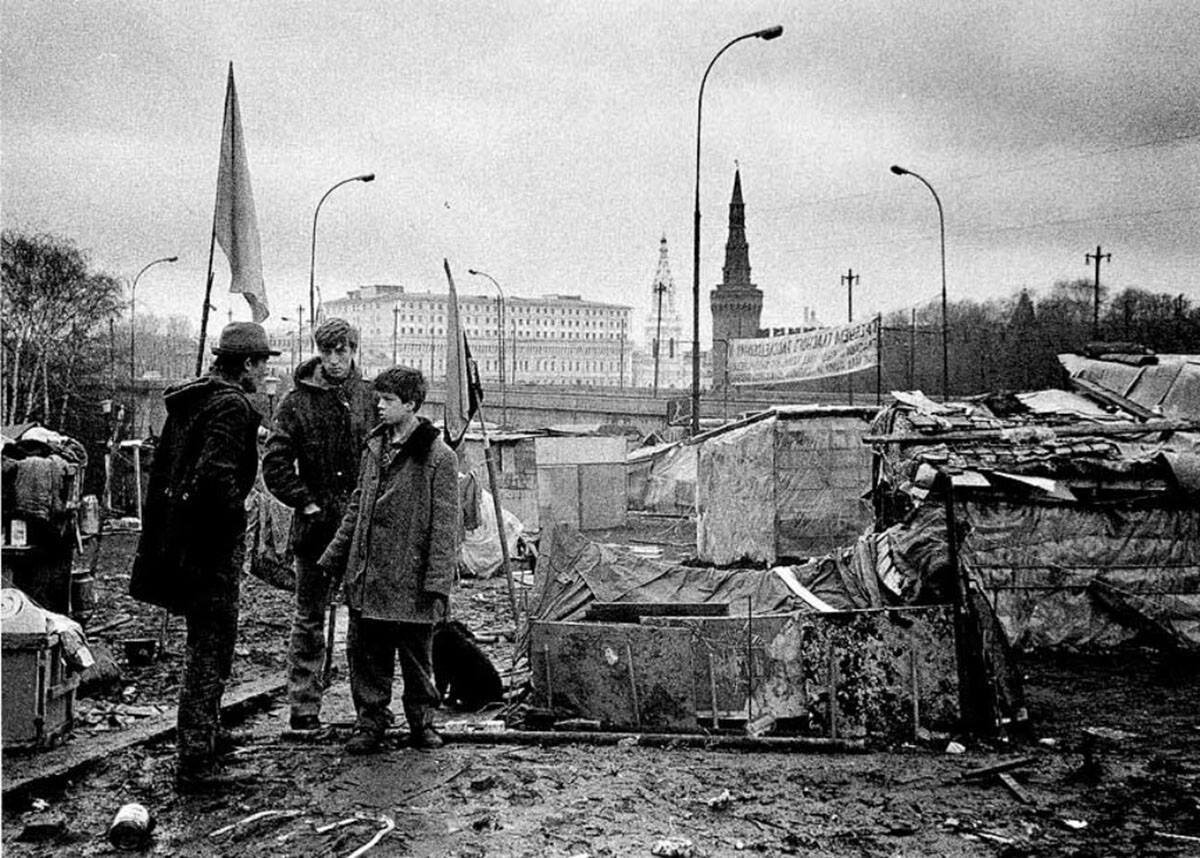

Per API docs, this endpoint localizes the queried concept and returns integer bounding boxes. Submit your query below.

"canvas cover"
[627,442,696,515]
[697,420,775,565]
[697,414,873,565]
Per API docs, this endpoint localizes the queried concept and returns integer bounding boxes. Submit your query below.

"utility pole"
[296,304,304,373]
[1085,245,1111,340]
[652,280,666,396]
[619,318,626,389]
[841,268,859,405]
[392,307,399,364]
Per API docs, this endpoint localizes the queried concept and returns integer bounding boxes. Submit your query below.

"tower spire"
[709,167,764,389]
[720,168,753,289]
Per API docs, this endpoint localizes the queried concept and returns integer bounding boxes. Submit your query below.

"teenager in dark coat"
[261,318,375,730]
[129,322,276,792]
[319,366,460,754]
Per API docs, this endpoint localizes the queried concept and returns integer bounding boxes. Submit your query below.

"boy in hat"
[131,322,278,792]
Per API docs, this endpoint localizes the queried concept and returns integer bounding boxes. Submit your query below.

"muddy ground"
[3,520,1200,857]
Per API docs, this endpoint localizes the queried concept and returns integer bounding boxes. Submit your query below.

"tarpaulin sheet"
[697,420,775,565]
[964,500,1200,650]
[529,523,798,629]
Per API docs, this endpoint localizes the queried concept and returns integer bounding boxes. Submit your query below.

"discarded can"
[108,803,154,849]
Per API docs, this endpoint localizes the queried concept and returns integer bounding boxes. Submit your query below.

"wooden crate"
[2,631,78,749]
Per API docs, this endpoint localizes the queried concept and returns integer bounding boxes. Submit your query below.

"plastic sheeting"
[626,442,696,515]
[460,489,523,579]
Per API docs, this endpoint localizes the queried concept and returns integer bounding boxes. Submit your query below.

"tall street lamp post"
[692,24,783,435]
[309,173,375,352]
[890,164,948,402]
[468,268,507,427]
[130,255,178,387]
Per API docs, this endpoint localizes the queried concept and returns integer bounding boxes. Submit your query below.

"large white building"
[271,284,634,386]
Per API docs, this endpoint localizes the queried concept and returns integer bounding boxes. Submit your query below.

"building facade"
[271,285,633,387]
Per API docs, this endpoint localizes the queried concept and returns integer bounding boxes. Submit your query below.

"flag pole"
[195,64,233,376]
[475,406,519,630]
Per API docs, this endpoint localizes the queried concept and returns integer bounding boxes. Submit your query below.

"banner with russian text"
[727,317,879,386]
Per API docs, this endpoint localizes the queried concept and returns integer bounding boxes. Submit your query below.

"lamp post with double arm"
[691,25,783,435]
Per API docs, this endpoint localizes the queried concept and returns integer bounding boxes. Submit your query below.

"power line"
[768,202,1200,257]
[754,129,1200,218]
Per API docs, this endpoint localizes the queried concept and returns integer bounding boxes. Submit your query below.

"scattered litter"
[470,775,496,792]
[651,836,696,857]
[616,736,639,748]
[30,798,49,812]
[945,740,967,754]
[1060,818,1088,831]
[1082,726,1141,742]
[706,789,732,811]
[1038,737,1058,747]
[1154,831,1200,845]
[17,818,67,843]
[109,803,155,850]
[209,809,304,839]
[345,813,395,858]
[744,714,776,738]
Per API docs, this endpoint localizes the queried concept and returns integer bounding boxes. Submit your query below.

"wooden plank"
[583,602,729,623]
[530,621,695,730]
[998,772,1036,805]
[3,674,284,799]
[960,755,1036,781]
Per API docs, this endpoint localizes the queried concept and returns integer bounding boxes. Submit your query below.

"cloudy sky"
[3,0,1197,345]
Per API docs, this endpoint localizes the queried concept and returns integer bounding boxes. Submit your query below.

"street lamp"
[263,375,280,427]
[692,24,783,435]
[468,268,507,427]
[309,173,375,351]
[890,164,948,402]
[130,255,178,386]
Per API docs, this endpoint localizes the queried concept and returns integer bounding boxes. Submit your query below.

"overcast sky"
[3,0,1197,345]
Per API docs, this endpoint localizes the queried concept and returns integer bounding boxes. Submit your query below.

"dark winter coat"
[261,357,376,559]
[319,418,460,624]
[129,375,260,614]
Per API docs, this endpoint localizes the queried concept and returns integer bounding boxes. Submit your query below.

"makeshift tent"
[869,390,1200,651]
[525,523,965,739]
[696,406,877,565]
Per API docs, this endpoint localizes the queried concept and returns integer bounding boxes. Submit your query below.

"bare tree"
[2,230,124,427]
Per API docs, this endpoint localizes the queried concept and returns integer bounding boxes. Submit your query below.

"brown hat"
[211,322,281,357]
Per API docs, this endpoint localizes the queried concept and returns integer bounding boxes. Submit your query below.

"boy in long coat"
[319,366,460,753]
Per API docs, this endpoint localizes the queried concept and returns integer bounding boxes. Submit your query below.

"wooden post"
[476,406,519,628]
